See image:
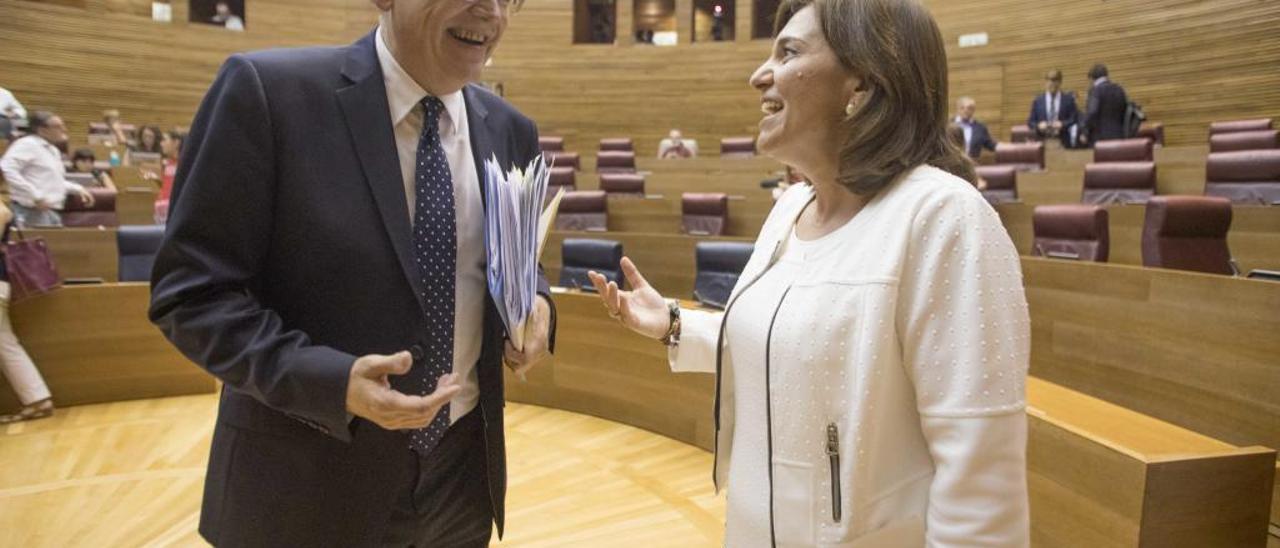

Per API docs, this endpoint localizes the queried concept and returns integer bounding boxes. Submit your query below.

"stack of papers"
[482,154,564,351]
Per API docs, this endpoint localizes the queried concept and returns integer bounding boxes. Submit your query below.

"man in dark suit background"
[1082,63,1129,146]
[1027,69,1080,148]
[953,96,997,159]
[148,0,555,545]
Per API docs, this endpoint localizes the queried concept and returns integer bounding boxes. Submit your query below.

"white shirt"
[0,87,26,121]
[953,115,974,153]
[0,135,85,209]
[376,26,485,424]
[1043,92,1060,122]
[671,168,1030,546]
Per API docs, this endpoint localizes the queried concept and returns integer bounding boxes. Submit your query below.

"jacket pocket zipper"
[826,422,842,522]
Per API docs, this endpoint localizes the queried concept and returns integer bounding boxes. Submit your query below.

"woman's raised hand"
[587,257,671,340]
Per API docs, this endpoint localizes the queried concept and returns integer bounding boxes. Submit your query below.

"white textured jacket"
[672,166,1031,547]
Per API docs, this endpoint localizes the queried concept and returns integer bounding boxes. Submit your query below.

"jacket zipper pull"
[827,423,842,522]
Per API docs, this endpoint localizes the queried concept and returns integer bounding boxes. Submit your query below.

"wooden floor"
[0,395,726,547]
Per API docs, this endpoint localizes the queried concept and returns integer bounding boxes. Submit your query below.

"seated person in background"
[1082,63,1129,146]
[212,1,245,31]
[70,148,118,191]
[0,86,28,130]
[0,111,95,227]
[131,125,163,155]
[101,109,131,146]
[1027,69,1079,148]
[657,129,697,158]
[0,86,27,140]
[0,200,54,424]
[953,96,996,159]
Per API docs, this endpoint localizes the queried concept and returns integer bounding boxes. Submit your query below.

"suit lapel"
[463,85,495,209]
[335,33,428,314]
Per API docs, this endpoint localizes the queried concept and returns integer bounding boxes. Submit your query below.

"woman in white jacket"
[587,0,1030,546]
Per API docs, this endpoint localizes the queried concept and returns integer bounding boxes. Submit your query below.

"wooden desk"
[25,227,118,282]
[1016,166,1209,206]
[519,291,1276,546]
[599,195,770,237]
[1026,377,1274,547]
[997,203,1280,273]
[0,284,215,413]
[545,231,752,298]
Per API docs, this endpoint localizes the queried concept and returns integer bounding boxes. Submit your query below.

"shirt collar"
[375,25,464,135]
[1093,76,1109,86]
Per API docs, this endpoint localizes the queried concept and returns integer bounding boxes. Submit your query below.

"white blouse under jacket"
[671,165,1031,547]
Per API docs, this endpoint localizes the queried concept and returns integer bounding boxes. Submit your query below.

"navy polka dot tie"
[408,97,456,456]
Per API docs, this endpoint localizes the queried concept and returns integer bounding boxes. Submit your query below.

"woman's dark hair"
[136,125,163,153]
[71,148,95,164]
[1087,63,1109,80]
[774,0,975,195]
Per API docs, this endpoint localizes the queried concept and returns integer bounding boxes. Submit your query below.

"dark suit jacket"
[1027,92,1079,146]
[149,32,554,546]
[959,119,997,159]
[1084,79,1129,143]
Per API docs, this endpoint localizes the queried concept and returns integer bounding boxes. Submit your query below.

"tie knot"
[421,96,446,127]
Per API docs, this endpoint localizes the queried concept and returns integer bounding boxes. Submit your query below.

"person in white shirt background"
[0,111,96,227]
[589,0,1030,545]
[0,86,28,139]
[211,1,245,31]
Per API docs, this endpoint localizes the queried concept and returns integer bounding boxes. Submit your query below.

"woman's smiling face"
[748,5,861,173]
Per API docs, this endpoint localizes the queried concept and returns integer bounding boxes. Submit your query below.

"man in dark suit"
[1082,63,1129,145]
[953,96,997,159]
[148,0,555,545]
[1026,69,1080,148]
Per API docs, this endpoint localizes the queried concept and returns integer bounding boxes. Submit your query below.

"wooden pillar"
[616,0,634,45]
[676,0,693,44]
[736,0,753,42]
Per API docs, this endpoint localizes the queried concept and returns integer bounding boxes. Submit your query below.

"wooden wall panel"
[3,0,1277,156]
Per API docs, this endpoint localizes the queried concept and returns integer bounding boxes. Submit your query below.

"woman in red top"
[153,130,184,223]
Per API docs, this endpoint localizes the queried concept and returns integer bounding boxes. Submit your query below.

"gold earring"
[845,103,856,117]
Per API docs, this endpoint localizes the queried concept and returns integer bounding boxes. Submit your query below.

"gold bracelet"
[660,300,681,347]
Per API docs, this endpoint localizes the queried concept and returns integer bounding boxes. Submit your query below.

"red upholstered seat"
[1093,138,1154,163]
[555,190,608,231]
[598,138,633,152]
[1136,122,1164,147]
[1010,124,1035,143]
[599,172,645,197]
[538,136,565,152]
[719,137,756,158]
[681,192,729,236]
[1032,204,1109,262]
[1208,118,1273,135]
[548,167,576,195]
[994,142,1044,171]
[1209,130,1279,153]
[547,151,580,170]
[1203,149,1280,205]
[62,188,119,227]
[1081,162,1156,205]
[1141,195,1234,275]
[975,165,1018,204]
[596,150,636,174]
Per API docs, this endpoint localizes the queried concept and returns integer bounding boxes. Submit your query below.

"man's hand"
[1037,121,1048,132]
[33,198,52,211]
[1051,120,1063,130]
[77,188,95,207]
[346,351,460,430]
[503,295,552,377]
